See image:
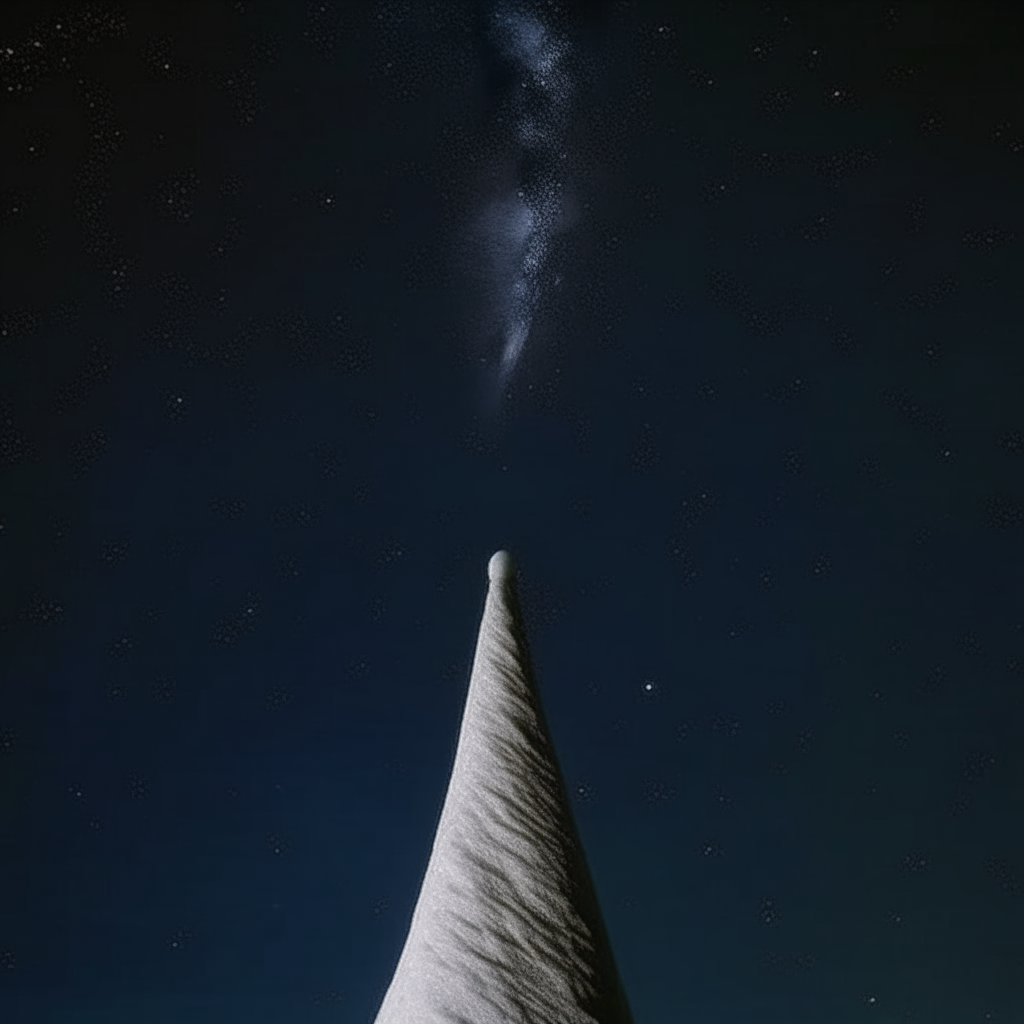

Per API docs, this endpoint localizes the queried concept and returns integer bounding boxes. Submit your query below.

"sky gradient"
[1,2,1022,1022]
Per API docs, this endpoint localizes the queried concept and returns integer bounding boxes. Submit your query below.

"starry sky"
[1,2,1022,1022]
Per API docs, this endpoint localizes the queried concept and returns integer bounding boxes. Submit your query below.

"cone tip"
[488,549,516,582]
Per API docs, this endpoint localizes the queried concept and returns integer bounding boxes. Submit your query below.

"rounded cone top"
[488,549,516,582]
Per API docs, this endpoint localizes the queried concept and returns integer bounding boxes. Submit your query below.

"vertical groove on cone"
[373,551,633,1024]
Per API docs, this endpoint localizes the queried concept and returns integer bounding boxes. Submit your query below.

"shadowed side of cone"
[373,551,633,1024]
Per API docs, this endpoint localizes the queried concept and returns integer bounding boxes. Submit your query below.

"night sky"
[1,2,1022,1022]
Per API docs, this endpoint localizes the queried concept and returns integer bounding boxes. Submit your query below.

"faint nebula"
[478,3,573,398]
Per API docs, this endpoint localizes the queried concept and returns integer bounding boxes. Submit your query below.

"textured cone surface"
[373,551,633,1024]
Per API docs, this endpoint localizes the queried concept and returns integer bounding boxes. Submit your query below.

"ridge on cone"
[372,551,633,1024]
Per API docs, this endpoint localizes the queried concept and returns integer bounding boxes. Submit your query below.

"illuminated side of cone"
[373,550,633,1024]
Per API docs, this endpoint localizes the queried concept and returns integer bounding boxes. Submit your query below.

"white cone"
[373,550,633,1024]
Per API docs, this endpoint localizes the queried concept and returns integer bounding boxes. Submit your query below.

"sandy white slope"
[373,550,633,1024]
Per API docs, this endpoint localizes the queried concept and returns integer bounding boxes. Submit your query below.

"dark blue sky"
[1,2,1022,1022]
